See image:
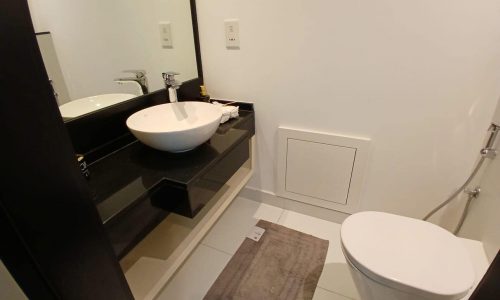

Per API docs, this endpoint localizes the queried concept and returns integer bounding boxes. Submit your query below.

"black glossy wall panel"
[0,0,133,299]
[470,251,500,300]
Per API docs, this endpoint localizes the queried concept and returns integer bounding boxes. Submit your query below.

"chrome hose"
[453,189,478,234]
[422,156,485,221]
[423,123,498,233]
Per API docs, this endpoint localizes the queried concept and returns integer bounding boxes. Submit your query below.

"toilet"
[340,211,475,300]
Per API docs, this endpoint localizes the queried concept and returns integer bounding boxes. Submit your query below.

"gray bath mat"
[204,220,329,300]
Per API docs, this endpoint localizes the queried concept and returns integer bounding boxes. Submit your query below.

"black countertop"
[85,104,255,258]
[88,108,255,223]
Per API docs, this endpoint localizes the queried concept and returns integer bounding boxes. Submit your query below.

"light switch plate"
[159,22,173,48]
[224,19,240,49]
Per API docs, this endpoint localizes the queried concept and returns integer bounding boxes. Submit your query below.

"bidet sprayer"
[480,123,500,159]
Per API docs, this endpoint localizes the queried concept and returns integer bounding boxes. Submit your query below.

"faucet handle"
[162,71,180,85]
[123,69,147,78]
[162,71,179,79]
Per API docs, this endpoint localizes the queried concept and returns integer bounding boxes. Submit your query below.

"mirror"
[27,0,199,120]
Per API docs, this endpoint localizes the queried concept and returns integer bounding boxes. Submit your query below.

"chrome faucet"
[115,70,149,95]
[162,72,181,102]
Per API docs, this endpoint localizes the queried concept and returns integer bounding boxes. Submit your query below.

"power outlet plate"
[224,19,240,49]
[159,22,173,48]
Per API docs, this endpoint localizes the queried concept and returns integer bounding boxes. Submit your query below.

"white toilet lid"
[341,211,474,299]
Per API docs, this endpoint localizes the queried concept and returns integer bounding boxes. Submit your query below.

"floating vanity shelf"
[86,103,255,260]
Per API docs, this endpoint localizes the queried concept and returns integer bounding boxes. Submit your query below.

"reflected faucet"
[115,70,149,95]
[162,72,181,103]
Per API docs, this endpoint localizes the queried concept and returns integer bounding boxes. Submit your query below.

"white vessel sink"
[59,93,136,119]
[126,101,222,152]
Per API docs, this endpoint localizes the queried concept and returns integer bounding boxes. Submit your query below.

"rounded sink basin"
[59,93,136,119]
[126,101,222,152]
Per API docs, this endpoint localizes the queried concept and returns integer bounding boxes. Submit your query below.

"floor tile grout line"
[254,199,357,299]
[276,208,286,224]
[200,242,235,257]
[162,197,360,300]
[202,197,358,299]
[316,285,358,300]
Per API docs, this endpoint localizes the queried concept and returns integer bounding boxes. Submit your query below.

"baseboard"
[240,186,350,224]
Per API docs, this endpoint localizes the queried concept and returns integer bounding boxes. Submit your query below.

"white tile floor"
[157,196,358,300]
[156,196,489,300]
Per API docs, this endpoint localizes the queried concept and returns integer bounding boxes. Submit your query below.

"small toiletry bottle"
[199,85,210,102]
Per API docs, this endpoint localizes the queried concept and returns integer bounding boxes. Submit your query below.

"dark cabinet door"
[0,1,133,299]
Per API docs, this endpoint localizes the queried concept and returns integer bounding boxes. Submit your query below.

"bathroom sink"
[59,93,136,119]
[126,101,222,152]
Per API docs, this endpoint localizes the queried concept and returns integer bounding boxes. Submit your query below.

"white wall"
[0,260,27,300]
[460,138,500,261]
[196,0,500,219]
[493,97,500,125]
[459,100,500,261]
[36,34,71,105]
[28,0,198,100]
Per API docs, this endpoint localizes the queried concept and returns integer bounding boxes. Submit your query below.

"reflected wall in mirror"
[28,0,199,120]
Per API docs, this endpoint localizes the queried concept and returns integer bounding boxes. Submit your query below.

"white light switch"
[159,22,173,48]
[224,19,240,49]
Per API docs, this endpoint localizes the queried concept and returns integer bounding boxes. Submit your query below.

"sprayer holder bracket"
[480,148,497,159]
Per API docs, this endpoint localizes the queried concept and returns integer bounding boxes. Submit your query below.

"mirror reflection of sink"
[59,93,136,119]
[126,102,222,153]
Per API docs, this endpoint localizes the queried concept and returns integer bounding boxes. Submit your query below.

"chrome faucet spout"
[114,77,137,81]
[162,71,181,103]
[162,72,180,87]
